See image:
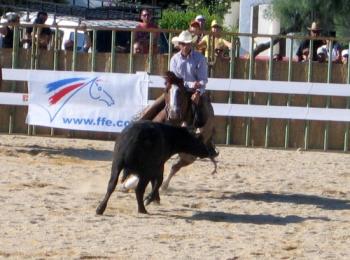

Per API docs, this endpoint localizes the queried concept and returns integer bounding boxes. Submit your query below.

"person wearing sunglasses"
[296,21,324,62]
[135,9,159,54]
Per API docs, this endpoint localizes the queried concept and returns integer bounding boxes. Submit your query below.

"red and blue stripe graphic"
[47,77,88,105]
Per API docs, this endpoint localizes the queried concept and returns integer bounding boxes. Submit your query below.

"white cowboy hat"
[171,30,193,45]
[307,21,322,31]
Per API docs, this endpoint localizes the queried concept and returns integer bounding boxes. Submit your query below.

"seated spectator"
[341,50,348,64]
[0,12,20,48]
[135,9,159,54]
[316,46,327,63]
[133,41,144,54]
[197,20,232,59]
[316,31,341,63]
[296,21,324,62]
[273,53,283,61]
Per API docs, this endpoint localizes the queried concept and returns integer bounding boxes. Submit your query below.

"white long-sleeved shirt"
[169,49,208,94]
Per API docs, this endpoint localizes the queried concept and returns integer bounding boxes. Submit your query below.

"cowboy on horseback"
[170,30,210,128]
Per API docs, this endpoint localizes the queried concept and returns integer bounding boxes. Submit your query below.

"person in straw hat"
[170,30,211,127]
[197,20,232,59]
[296,21,325,62]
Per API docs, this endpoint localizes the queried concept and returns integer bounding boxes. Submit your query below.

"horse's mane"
[164,71,184,91]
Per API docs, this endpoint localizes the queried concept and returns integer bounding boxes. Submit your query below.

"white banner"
[27,71,149,132]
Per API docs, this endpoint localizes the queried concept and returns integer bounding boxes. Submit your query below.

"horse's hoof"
[160,184,169,192]
[144,198,152,206]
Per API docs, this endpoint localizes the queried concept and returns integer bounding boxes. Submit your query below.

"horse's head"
[89,78,115,106]
[163,71,192,125]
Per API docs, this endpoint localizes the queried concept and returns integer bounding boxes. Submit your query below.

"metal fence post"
[264,36,274,148]
[225,34,236,145]
[304,39,314,150]
[9,25,20,134]
[324,40,333,151]
[285,38,294,148]
[245,36,254,147]
[110,30,116,72]
[344,43,350,152]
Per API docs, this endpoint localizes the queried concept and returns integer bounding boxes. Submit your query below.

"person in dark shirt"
[296,21,325,62]
[0,12,20,48]
[25,11,51,49]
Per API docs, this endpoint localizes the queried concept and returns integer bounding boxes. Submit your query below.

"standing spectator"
[189,20,203,53]
[195,14,206,42]
[296,21,324,62]
[65,23,91,52]
[135,9,159,54]
[0,12,20,48]
[25,11,50,48]
[198,20,232,59]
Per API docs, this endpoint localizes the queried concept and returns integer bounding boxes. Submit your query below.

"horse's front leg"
[161,156,193,191]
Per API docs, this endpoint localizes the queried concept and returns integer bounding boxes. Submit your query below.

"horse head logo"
[43,76,115,122]
[89,78,115,106]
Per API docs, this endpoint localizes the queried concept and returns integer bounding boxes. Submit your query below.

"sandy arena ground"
[0,134,349,259]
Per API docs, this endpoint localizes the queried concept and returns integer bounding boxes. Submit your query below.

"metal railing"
[2,23,350,151]
[0,0,162,20]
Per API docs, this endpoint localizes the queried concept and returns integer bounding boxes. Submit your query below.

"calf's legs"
[96,160,123,215]
[144,173,163,206]
[135,177,149,214]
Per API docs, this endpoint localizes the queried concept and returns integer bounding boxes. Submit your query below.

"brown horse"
[139,71,217,190]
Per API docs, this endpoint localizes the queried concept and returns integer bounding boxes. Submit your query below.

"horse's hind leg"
[161,157,193,191]
[96,159,123,215]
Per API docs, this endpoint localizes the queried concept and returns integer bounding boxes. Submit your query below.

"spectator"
[316,43,341,63]
[316,46,327,63]
[64,39,74,51]
[69,23,91,52]
[64,26,91,53]
[135,9,159,54]
[25,11,50,48]
[273,53,283,62]
[195,14,206,43]
[197,20,232,59]
[341,50,348,64]
[296,21,324,62]
[133,41,144,54]
[0,12,20,48]
[189,20,203,53]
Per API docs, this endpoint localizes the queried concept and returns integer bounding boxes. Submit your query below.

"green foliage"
[271,0,350,37]
[184,0,232,17]
[158,7,219,30]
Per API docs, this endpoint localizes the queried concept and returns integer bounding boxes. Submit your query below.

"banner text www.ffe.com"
[62,116,130,128]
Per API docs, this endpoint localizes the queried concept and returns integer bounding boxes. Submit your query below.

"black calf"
[96,121,216,215]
